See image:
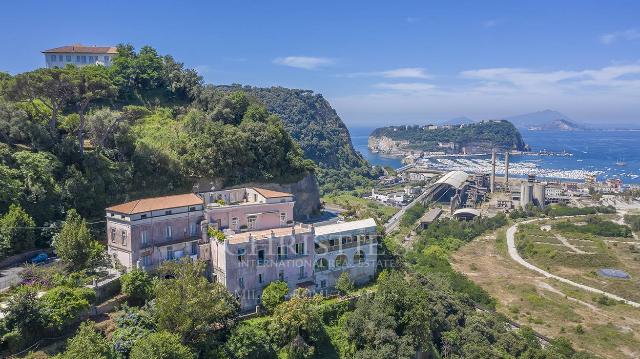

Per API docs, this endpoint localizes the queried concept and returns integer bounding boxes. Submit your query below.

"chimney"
[504,152,510,188]
[490,149,496,193]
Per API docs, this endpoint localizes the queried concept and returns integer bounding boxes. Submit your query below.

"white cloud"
[374,82,436,91]
[345,67,431,79]
[331,63,640,125]
[273,56,335,70]
[599,29,640,44]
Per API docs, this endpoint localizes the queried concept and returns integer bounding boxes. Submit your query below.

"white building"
[43,44,117,68]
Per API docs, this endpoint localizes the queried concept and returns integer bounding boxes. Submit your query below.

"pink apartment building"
[106,187,378,311]
[105,193,205,270]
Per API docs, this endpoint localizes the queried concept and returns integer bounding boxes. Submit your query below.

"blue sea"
[349,126,640,184]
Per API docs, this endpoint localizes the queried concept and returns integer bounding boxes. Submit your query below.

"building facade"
[105,194,205,270]
[43,45,117,68]
[106,188,378,310]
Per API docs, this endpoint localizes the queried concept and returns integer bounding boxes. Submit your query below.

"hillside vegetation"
[0,45,313,256]
[371,120,526,152]
[215,85,382,194]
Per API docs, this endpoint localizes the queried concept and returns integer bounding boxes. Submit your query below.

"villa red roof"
[106,194,203,214]
[43,45,118,54]
[252,187,292,199]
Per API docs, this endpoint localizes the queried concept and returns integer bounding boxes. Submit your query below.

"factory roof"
[435,171,470,190]
[314,218,377,236]
[452,208,481,219]
[419,208,443,224]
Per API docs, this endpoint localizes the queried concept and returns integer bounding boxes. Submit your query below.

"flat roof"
[252,187,293,199]
[226,225,311,244]
[107,193,203,215]
[314,218,377,236]
[419,208,443,223]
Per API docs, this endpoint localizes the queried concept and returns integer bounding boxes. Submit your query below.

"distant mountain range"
[502,110,585,131]
[435,110,586,131]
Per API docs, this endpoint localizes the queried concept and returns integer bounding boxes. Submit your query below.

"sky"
[1,0,639,127]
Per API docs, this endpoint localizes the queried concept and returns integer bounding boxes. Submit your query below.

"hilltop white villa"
[43,44,117,68]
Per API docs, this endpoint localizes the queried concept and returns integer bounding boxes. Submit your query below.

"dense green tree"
[261,280,289,313]
[269,288,323,358]
[69,66,117,156]
[224,322,277,359]
[52,209,106,271]
[335,271,354,295]
[121,268,155,304]
[59,322,115,359]
[7,67,74,134]
[12,150,63,224]
[0,204,36,257]
[153,260,239,347]
[86,108,123,151]
[129,331,195,359]
[39,286,94,330]
[2,287,47,340]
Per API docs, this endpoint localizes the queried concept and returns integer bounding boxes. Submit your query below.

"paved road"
[506,218,640,308]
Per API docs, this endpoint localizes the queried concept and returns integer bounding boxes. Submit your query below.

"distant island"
[503,110,585,131]
[368,120,526,156]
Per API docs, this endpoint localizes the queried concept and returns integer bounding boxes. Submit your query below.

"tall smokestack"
[490,149,496,193]
[504,152,510,187]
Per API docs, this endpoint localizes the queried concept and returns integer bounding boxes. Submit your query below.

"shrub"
[261,280,289,313]
[59,322,115,359]
[121,268,154,304]
[225,322,276,359]
[335,271,354,295]
[40,286,93,330]
[112,304,156,357]
[129,331,194,359]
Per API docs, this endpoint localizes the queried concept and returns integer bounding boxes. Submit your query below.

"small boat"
[615,161,626,167]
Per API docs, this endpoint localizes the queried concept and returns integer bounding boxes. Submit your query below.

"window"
[103,55,109,63]
[277,246,288,260]
[320,280,327,288]
[238,277,244,289]
[76,55,81,62]
[50,55,56,61]
[121,230,127,246]
[191,242,198,255]
[141,214,147,219]
[189,206,197,212]
[231,217,239,230]
[315,258,328,272]
[142,254,152,267]
[190,223,197,235]
[294,242,305,255]
[165,225,172,239]
[141,231,148,246]
[110,228,116,243]
[353,250,365,264]
[58,55,63,61]
[257,249,265,265]
[237,248,246,262]
[280,212,286,225]
[81,56,87,63]
[278,270,284,281]
[165,210,172,215]
[167,246,174,260]
[335,254,347,267]
[258,273,263,284]
[329,239,336,247]
[298,266,305,279]
[253,194,257,202]
[66,55,71,62]
[247,215,257,230]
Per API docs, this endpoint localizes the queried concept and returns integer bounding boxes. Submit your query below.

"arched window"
[353,250,365,264]
[315,258,328,272]
[335,254,348,267]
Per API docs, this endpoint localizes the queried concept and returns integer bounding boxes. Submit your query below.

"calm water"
[349,126,640,183]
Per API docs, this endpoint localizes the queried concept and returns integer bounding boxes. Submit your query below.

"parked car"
[30,252,49,265]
